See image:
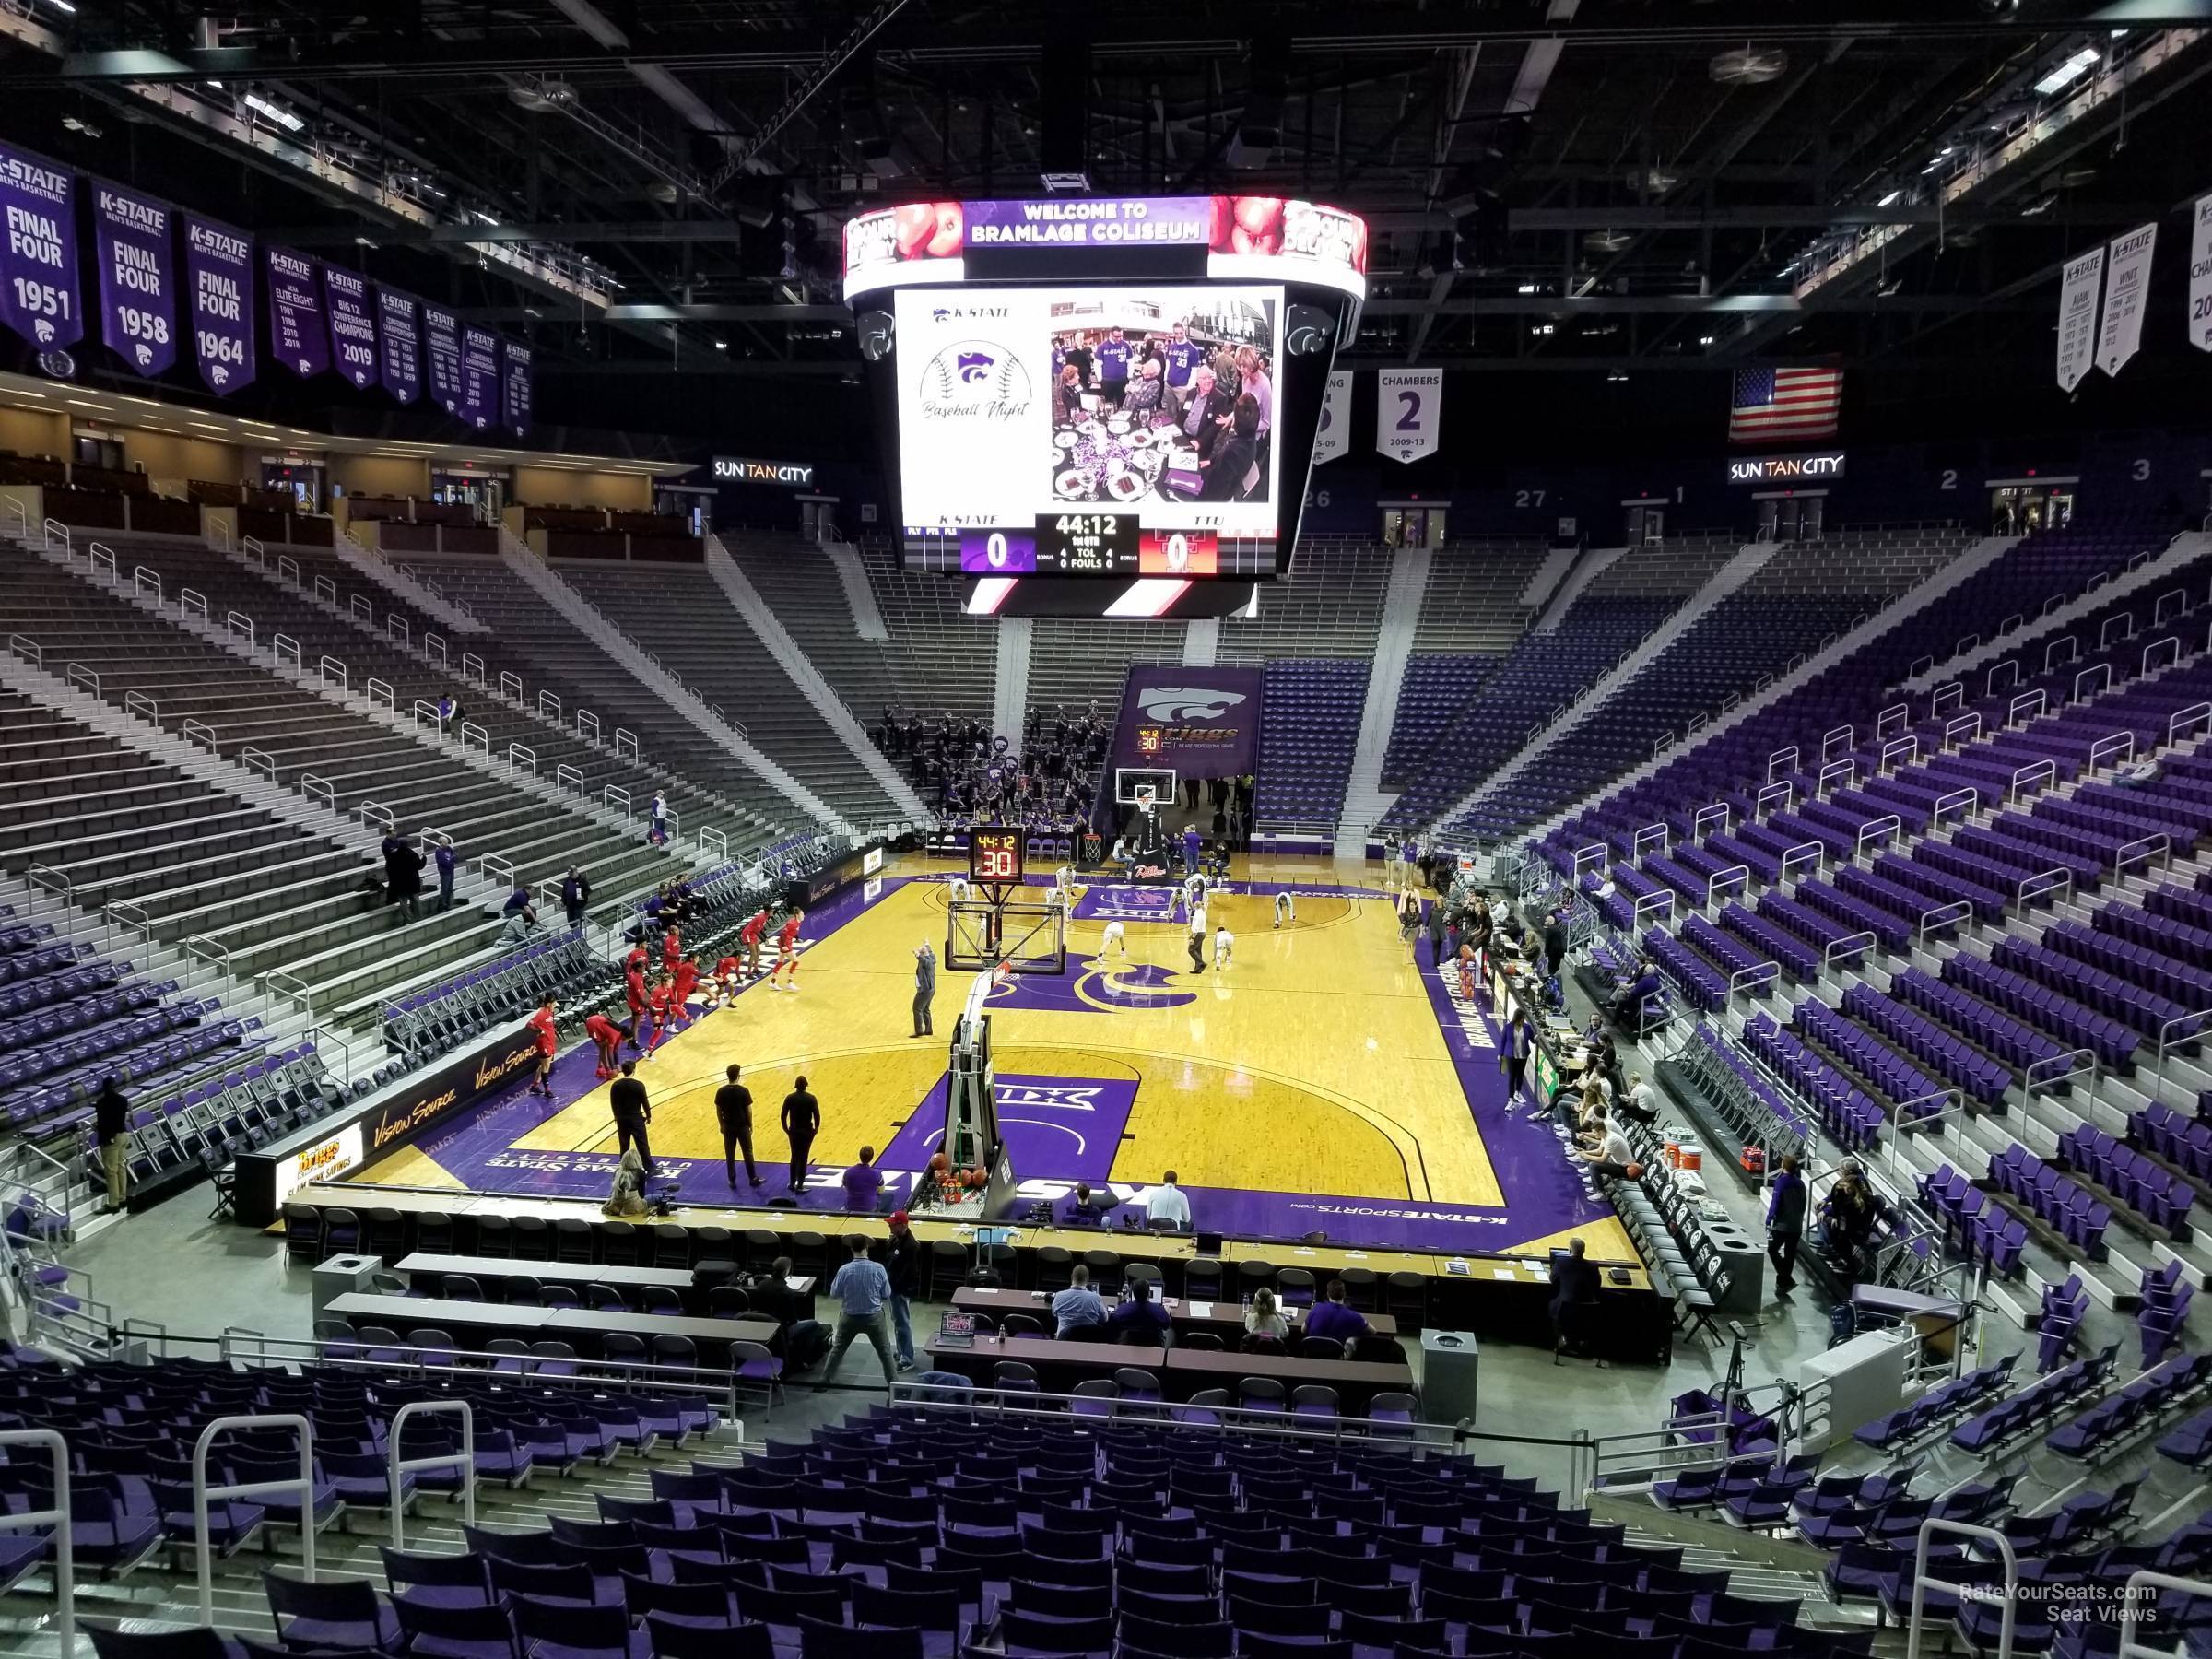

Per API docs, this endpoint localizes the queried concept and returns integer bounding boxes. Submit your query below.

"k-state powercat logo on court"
[920,338,1030,419]
[1137,685,1249,722]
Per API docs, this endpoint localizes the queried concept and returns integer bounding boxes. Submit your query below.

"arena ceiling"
[7,0,2212,382]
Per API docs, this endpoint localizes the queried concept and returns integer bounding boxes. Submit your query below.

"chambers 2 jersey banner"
[1375,368,1441,464]
[322,265,378,389]
[1109,665,1265,777]
[266,246,328,378]
[92,181,175,377]
[183,214,253,394]
[0,141,82,350]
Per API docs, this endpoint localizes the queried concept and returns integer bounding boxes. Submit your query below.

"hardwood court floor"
[505,857,1504,1208]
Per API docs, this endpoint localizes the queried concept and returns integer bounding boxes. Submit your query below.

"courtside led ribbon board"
[2189,194,2212,355]
[183,214,254,394]
[457,324,499,429]
[92,181,175,377]
[266,246,329,378]
[842,194,1367,302]
[1375,368,1441,464]
[376,288,421,404]
[501,338,532,439]
[323,265,378,389]
[0,141,82,350]
[424,301,464,413]
[2095,222,2156,378]
[1312,371,1351,465]
[2055,245,2104,393]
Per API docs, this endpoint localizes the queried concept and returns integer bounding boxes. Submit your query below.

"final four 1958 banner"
[92,181,175,377]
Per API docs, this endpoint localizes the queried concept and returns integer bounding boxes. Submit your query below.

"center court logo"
[920,338,1030,418]
[1136,685,1248,722]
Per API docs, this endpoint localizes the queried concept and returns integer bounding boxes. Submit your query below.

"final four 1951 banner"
[1110,665,1265,778]
[0,140,82,351]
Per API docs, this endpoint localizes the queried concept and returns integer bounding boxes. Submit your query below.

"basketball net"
[991,960,1013,989]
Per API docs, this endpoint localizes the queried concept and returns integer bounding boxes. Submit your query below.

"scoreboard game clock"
[969,827,1027,888]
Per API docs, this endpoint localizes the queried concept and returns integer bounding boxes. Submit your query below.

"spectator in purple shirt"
[1302,1280,1371,1345]
[841,1146,886,1213]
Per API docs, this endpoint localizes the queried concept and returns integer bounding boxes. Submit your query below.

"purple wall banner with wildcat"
[92,181,174,377]
[265,246,327,378]
[1109,665,1265,775]
[0,141,82,350]
[183,215,254,394]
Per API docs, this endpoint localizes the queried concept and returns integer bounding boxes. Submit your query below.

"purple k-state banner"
[500,338,532,438]
[183,214,254,394]
[375,288,421,404]
[423,301,463,413]
[457,324,500,429]
[1109,665,1265,777]
[92,181,176,377]
[0,140,83,350]
[322,265,378,389]
[265,246,327,377]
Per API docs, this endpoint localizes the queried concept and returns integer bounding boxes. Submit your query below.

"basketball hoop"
[992,959,1013,988]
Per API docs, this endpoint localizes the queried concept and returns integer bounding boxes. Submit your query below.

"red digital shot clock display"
[969,828,1026,887]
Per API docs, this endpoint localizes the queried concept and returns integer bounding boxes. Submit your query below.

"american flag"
[1729,366,1841,442]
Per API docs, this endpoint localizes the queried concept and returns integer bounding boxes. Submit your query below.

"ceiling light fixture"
[1877,189,1902,207]
[243,93,304,132]
[2035,47,2100,96]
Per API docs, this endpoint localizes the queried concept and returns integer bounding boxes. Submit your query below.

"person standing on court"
[884,1209,920,1372]
[609,1059,654,1173]
[820,1232,898,1393]
[525,998,559,1097]
[782,1074,821,1192]
[912,941,936,1038]
[1182,822,1202,875]
[1543,912,1568,981]
[1186,897,1208,973]
[716,1063,759,1188]
[1500,1006,1536,1105]
[94,1077,131,1213]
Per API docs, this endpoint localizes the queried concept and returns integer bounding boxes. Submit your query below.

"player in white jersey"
[1213,924,1234,969]
[1101,919,1127,959]
[1273,890,1296,928]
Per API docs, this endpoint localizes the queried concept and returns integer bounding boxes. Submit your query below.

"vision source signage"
[713,456,815,488]
[1727,451,1845,486]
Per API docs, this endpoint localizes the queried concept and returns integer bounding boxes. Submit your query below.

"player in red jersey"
[770,909,806,992]
[582,1011,622,1078]
[622,955,648,1048]
[526,998,559,1096]
[641,979,676,1055]
[670,958,700,1028]
[739,909,768,976]
[661,926,682,975]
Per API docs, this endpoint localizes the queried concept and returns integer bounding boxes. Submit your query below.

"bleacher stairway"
[1335,547,1432,859]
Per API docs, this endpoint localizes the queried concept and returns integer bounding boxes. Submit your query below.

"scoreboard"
[969,827,1026,888]
[910,520,1274,578]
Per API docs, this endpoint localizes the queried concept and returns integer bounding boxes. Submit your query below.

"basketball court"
[345,852,1633,1262]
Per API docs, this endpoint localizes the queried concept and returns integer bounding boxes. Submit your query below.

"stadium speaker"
[1038,31,1092,190]
[857,310,896,362]
[1284,303,1335,357]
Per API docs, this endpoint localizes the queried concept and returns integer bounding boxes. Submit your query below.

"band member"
[771,909,806,991]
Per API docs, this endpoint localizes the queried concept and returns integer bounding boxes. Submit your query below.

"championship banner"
[500,338,532,439]
[322,265,378,389]
[0,142,82,351]
[424,301,463,412]
[2095,222,2157,377]
[2055,245,2104,393]
[265,246,328,378]
[92,181,175,377]
[183,214,254,394]
[375,288,421,404]
[1375,367,1441,464]
[2190,194,2212,355]
[457,325,500,429]
[1312,370,1351,465]
[1109,665,1265,777]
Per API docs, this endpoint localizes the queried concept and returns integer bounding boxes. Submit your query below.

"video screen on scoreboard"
[895,284,1285,575]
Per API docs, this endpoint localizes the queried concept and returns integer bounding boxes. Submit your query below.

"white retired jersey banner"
[2096,222,2157,377]
[2190,194,2212,354]
[2055,245,2104,393]
[1375,368,1441,464]
[1312,370,1351,465]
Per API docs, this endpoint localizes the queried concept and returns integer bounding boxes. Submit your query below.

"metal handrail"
[1907,1519,2015,1659]
[2117,1571,2212,1659]
[194,1413,315,1621]
[388,1400,475,1548]
[0,1430,71,1650]
[273,632,301,667]
[318,655,347,691]
[1917,901,1973,946]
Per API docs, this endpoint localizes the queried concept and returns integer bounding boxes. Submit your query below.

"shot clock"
[969,827,1027,888]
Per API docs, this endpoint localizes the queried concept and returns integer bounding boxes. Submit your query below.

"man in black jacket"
[559,865,592,931]
[716,1062,759,1188]
[884,1210,921,1372]
[782,1075,821,1192]
[608,1060,653,1174]
[1547,1238,1602,1357]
